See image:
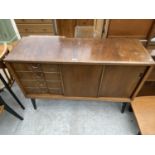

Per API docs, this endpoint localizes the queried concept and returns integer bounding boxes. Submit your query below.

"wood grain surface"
[5,36,154,65]
[132,96,155,135]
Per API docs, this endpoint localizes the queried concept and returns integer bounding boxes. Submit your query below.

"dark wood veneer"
[5,36,154,102]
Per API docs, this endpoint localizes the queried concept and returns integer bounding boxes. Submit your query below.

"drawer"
[25,87,48,94]
[44,72,60,80]
[17,72,60,80]
[15,19,53,24]
[48,88,62,95]
[46,81,61,88]
[147,68,155,81]
[16,72,44,80]
[21,80,46,87]
[12,63,42,72]
[42,64,59,72]
[21,80,61,88]
[17,24,53,33]
[13,63,60,72]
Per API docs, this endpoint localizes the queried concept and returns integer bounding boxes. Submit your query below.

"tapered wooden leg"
[0,96,23,120]
[121,102,127,113]
[137,131,141,135]
[31,98,37,110]
[0,73,25,110]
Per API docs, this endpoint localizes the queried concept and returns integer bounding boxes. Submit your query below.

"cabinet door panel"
[62,65,102,97]
[99,66,146,98]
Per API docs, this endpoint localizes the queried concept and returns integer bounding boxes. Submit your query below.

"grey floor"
[0,83,139,135]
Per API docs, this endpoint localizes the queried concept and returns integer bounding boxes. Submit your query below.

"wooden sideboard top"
[5,36,154,65]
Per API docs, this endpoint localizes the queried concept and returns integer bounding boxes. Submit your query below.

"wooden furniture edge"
[25,94,130,102]
[4,60,155,66]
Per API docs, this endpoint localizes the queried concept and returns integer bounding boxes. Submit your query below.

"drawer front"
[16,72,44,80]
[17,24,53,33]
[21,80,62,88]
[20,80,46,87]
[25,87,62,95]
[25,87,48,94]
[46,81,61,88]
[10,63,63,95]
[12,63,42,72]
[16,72,61,83]
[48,88,62,95]
[42,64,59,72]
[15,19,52,24]
[12,63,59,72]
[44,73,61,80]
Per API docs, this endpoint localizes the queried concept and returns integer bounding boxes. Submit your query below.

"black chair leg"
[128,105,133,112]
[121,102,127,113]
[0,74,25,110]
[0,96,23,120]
[31,98,37,110]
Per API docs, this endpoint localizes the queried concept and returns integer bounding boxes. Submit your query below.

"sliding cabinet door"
[61,65,102,97]
[98,66,147,98]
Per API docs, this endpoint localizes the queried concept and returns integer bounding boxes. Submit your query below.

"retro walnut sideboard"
[4,36,154,109]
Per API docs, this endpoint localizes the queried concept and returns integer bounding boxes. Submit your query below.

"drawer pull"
[31,64,41,68]
[32,66,39,69]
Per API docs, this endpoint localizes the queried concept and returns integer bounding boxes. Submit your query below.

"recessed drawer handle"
[32,66,39,69]
[31,64,41,69]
